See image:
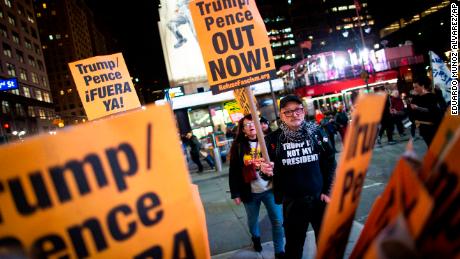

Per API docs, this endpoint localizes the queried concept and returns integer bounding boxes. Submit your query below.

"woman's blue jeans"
[243,189,285,253]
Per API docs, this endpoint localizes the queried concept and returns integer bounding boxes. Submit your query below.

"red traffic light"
[3,123,9,129]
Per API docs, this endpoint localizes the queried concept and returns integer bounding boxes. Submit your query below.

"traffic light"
[2,123,11,133]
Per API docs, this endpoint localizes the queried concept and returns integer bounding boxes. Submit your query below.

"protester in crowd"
[200,147,215,170]
[185,131,204,173]
[260,95,336,259]
[376,86,396,145]
[320,113,337,153]
[389,88,406,137]
[315,109,325,125]
[228,114,285,258]
[260,116,273,136]
[334,105,349,143]
[410,77,442,146]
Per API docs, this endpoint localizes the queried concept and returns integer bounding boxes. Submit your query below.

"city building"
[34,0,109,126]
[258,0,296,68]
[377,0,451,59]
[0,0,54,143]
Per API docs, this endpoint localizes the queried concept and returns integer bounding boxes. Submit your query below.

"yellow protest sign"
[68,53,141,120]
[418,128,460,258]
[316,94,386,259]
[223,100,244,122]
[0,104,210,258]
[420,108,460,181]
[189,0,276,94]
[350,159,433,259]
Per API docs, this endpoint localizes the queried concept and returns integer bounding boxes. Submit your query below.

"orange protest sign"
[189,0,276,94]
[316,94,386,259]
[418,128,460,258]
[350,158,433,259]
[0,104,210,258]
[420,108,460,181]
[68,53,141,120]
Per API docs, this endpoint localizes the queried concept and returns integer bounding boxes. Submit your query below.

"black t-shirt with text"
[278,138,322,200]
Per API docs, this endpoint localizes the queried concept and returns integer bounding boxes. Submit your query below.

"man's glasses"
[243,122,255,127]
[282,107,304,117]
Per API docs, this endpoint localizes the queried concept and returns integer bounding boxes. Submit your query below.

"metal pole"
[211,132,223,172]
[355,3,369,92]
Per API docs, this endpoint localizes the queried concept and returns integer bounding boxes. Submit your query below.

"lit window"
[6,63,16,77]
[35,89,43,101]
[15,103,25,117]
[8,15,15,26]
[31,72,39,84]
[60,90,64,95]
[23,86,30,97]
[36,12,41,17]
[0,25,7,38]
[348,5,355,9]
[44,92,51,103]
[42,3,47,9]
[2,101,10,114]
[25,39,32,49]
[12,32,20,44]
[11,89,19,95]
[49,35,54,40]
[51,10,56,15]
[332,7,337,12]
[38,109,46,119]
[56,34,61,39]
[338,6,348,11]
[19,68,28,81]
[67,88,72,93]
[4,0,12,8]
[28,106,35,117]
[3,43,12,57]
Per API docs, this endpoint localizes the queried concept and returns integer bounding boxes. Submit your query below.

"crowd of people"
[183,75,446,258]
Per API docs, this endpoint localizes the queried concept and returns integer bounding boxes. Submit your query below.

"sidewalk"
[190,136,427,259]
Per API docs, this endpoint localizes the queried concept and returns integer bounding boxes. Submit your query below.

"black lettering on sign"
[49,154,108,203]
[106,143,138,192]
[31,234,67,259]
[68,218,108,258]
[208,48,270,81]
[134,245,163,259]
[107,205,136,241]
[7,171,52,216]
[137,192,163,226]
[172,229,196,259]
[323,213,354,258]
[345,115,379,161]
[0,143,139,221]
[339,169,364,213]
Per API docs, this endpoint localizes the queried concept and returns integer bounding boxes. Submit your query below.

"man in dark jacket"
[185,132,204,172]
[261,94,337,259]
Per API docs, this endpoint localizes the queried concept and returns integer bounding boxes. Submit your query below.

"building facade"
[34,0,108,125]
[0,0,54,143]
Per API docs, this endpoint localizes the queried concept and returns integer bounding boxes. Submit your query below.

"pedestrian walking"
[228,114,285,258]
[185,131,204,173]
[260,94,337,259]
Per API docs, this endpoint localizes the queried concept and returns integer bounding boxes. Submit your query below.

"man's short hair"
[413,76,432,89]
[280,94,303,109]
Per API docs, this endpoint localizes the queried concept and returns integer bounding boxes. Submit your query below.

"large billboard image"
[158,0,208,91]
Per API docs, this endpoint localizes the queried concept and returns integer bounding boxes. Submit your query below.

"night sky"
[84,0,169,89]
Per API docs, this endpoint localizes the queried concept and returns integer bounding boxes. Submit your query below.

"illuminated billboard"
[158,0,208,90]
